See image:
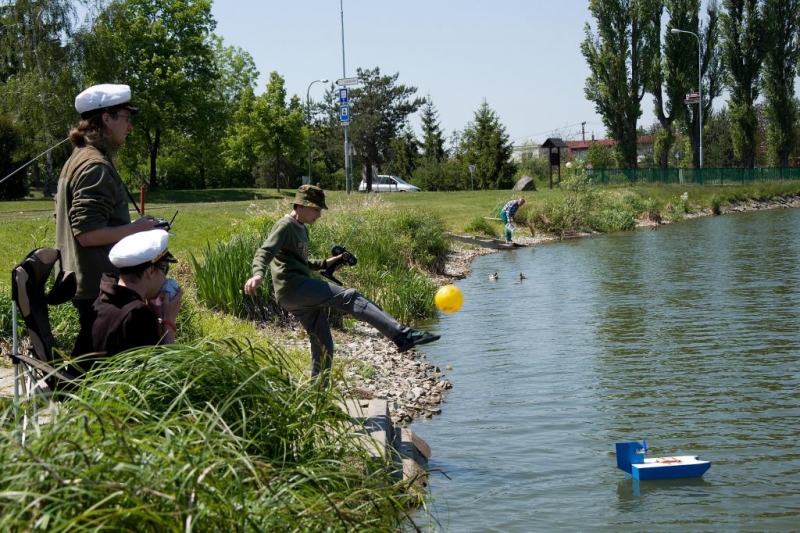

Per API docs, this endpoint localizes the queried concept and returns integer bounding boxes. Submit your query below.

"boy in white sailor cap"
[56,83,160,357]
[76,230,182,372]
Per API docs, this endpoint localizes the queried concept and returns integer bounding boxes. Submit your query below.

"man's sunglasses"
[156,264,169,275]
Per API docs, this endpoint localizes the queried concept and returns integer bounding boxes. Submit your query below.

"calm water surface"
[415,208,800,532]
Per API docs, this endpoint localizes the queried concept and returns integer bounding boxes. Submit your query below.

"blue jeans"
[279,278,406,377]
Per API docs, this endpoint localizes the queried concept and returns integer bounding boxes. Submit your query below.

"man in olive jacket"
[55,84,158,356]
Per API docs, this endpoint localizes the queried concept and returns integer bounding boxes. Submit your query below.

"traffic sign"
[338,87,348,105]
[336,77,359,86]
[340,104,350,123]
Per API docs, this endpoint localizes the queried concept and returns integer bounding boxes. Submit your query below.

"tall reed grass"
[0,340,422,531]
[195,205,446,326]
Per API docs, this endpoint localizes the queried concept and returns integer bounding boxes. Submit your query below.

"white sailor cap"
[75,83,140,119]
[109,230,177,273]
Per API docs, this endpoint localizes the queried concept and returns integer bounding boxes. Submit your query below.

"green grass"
[0,341,420,531]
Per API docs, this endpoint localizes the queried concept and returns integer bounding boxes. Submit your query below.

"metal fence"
[586,167,800,185]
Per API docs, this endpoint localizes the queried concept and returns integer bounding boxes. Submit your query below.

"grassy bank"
[2,181,799,529]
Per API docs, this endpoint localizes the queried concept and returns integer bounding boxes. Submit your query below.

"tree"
[0,115,27,200]
[0,0,83,196]
[761,0,800,168]
[158,37,258,189]
[387,126,420,179]
[79,0,218,189]
[656,1,722,170]
[582,0,660,169]
[223,72,305,190]
[702,106,738,167]
[720,0,765,168]
[584,141,616,169]
[459,101,517,189]
[419,97,447,163]
[345,67,424,192]
[649,0,695,169]
[253,72,305,190]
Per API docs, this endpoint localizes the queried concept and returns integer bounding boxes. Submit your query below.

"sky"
[211,1,662,148]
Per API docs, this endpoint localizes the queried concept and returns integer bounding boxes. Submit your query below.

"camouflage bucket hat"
[295,184,328,210]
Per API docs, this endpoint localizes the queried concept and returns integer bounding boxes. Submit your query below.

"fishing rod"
[0,137,70,188]
[0,137,178,230]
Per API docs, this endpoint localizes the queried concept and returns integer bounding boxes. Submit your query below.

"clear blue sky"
[211,1,662,147]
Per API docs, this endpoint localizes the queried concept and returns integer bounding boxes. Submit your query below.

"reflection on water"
[414,209,800,532]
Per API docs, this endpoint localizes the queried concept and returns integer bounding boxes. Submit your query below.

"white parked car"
[358,175,421,192]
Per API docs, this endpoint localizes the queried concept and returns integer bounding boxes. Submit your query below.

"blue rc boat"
[615,440,711,481]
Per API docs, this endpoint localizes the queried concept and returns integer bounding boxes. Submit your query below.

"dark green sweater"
[251,215,326,303]
[55,146,132,300]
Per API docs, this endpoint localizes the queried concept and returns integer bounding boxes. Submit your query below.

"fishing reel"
[321,245,357,285]
[153,211,179,231]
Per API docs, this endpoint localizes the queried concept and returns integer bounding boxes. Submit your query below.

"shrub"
[463,215,497,237]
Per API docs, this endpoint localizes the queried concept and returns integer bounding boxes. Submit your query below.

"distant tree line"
[0,0,521,198]
[582,0,800,170]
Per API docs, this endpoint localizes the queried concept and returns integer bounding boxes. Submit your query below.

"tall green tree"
[419,97,447,163]
[345,67,424,192]
[0,0,83,196]
[459,100,516,190]
[720,0,765,168]
[0,115,27,200]
[254,72,305,191]
[659,1,722,169]
[387,126,420,179]
[161,36,258,189]
[582,0,660,169]
[650,0,696,169]
[79,0,218,189]
[221,85,258,186]
[761,0,799,168]
[702,106,738,167]
[224,72,305,190]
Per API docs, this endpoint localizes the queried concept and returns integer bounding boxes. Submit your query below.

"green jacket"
[251,215,326,303]
[55,146,132,300]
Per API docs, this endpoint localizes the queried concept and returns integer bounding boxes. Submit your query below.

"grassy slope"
[4,182,800,280]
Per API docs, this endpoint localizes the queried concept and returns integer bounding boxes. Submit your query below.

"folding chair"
[10,248,81,441]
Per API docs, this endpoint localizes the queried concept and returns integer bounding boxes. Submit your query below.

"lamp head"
[320,78,329,83]
[670,28,680,33]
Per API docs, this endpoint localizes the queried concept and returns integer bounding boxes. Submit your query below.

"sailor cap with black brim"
[109,230,178,274]
[75,83,140,119]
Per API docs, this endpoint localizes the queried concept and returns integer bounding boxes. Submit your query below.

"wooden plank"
[447,234,526,249]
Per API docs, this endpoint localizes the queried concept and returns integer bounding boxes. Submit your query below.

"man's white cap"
[109,230,177,273]
[75,83,140,119]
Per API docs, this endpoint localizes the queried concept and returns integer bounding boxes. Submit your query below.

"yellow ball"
[435,284,464,313]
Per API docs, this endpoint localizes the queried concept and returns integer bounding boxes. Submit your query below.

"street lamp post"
[671,28,702,169]
[306,78,329,186]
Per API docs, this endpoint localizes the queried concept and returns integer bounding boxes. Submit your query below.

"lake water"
[414,208,800,532]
